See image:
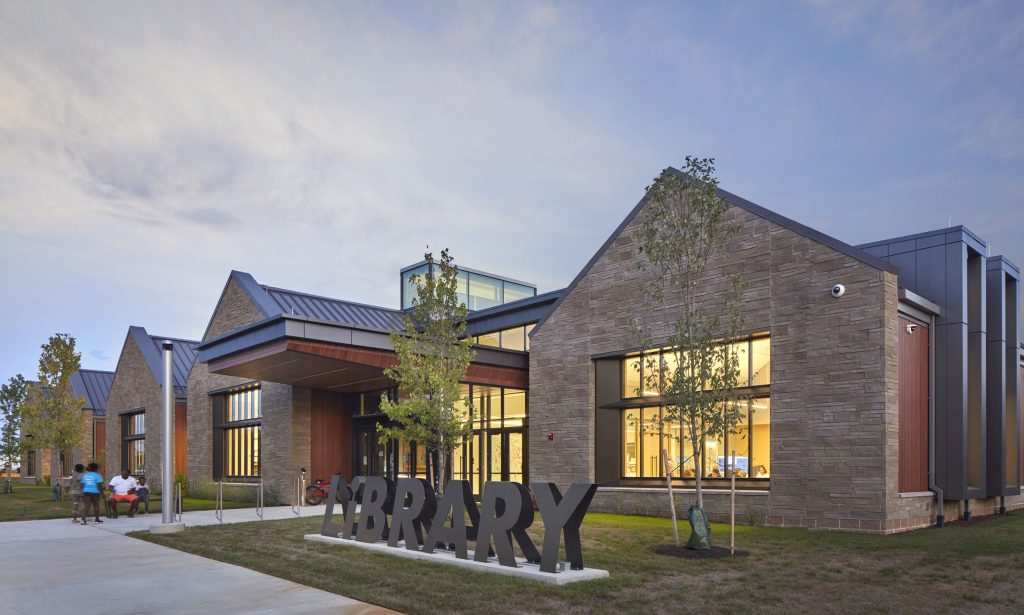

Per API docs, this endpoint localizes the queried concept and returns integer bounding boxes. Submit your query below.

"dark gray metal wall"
[985,257,1022,497]
[859,227,996,500]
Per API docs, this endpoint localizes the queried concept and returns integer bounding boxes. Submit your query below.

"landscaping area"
[0,484,250,522]
[136,510,1024,614]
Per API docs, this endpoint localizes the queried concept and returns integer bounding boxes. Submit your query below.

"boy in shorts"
[71,463,84,523]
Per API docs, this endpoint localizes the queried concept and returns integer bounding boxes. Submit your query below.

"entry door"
[354,422,380,477]
[486,430,526,483]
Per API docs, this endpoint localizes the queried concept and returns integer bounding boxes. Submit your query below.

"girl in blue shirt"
[80,463,104,524]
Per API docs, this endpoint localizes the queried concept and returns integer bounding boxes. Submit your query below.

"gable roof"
[531,169,899,335]
[69,369,114,417]
[127,326,199,397]
[217,270,406,334]
[262,285,406,332]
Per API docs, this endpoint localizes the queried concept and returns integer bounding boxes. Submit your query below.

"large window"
[216,387,261,479]
[622,336,770,398]
[122,411,145,475]
[451,384,527,494]
[622,398,771,480]
[472,323,536,352]
[402,264,537,311]
[618,334,771,484]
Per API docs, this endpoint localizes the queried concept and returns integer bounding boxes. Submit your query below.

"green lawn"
[0,484,251,522]
[134,510,1024,614]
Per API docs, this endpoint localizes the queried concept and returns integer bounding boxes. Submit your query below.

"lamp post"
[150,341,184,533]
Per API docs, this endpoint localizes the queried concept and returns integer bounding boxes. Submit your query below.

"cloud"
[0,1,1020,379]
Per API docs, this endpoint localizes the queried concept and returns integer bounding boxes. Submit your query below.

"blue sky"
[1,1,1021,379]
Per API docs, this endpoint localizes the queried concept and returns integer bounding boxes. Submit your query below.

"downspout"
[927,313,945,527]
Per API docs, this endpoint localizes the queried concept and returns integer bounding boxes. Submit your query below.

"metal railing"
[291,476,303,516]
[173,482,183,523]
[215,480,263,523]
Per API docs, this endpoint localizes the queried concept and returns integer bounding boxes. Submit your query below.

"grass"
[134,509,1024,614]
[0,484,251,522]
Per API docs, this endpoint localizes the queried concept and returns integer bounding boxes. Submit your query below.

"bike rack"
[215,480,264,523]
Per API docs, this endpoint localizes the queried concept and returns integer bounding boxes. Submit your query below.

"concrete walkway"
[1,507,394,615]
[92,503,329,535]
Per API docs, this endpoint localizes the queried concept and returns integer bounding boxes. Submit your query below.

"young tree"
[0,374,30,491]
[21,334,85,489]
[379,249,475,493]
[632,156,747,549]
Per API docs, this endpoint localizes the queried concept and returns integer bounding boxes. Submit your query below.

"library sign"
[311,475,602,581]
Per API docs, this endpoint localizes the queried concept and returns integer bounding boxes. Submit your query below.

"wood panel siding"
[310,390,352,481]
[94,420,106,468]
[174,402,188,477]
[899,317,930,492]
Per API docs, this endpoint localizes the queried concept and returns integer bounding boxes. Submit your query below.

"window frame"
[214,386,263,481]
[121,409,146,476]
[614,334,772,489]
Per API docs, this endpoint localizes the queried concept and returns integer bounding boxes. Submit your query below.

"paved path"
[92,503,329,535]
[1,507,394,615]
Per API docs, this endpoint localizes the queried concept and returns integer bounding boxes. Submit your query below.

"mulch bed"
[652,544,748,559]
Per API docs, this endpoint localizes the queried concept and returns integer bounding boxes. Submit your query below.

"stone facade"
[530,202,907,532]
[104,333,166,484]
[187,278,311,505]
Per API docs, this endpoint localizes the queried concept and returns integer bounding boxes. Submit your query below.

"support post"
[730,449,736,556]
[150,341,185,534]
[662,448,679,547]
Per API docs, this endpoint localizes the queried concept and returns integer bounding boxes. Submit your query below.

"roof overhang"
[200,314,529,391]
[898,288,942,317]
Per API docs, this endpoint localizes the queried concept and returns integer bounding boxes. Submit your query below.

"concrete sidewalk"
[1,513,394,615]
[90,503,328,535]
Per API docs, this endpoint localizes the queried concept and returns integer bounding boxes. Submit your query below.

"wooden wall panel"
[899,317,930,492]
[310,390,352,481]
[94,420,106,468]
[174,402,188,477]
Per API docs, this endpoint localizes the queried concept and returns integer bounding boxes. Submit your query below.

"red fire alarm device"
[547,432,554,441]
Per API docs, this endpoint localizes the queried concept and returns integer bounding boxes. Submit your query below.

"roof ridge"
[146,334,201,346]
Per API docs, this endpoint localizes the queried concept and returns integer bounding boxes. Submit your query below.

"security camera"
[831,284,846,298]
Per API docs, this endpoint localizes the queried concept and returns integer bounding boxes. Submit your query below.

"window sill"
[599,486,770,496]
[898,491,934,498]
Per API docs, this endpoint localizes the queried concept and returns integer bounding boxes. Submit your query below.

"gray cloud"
[0,1,1021,379]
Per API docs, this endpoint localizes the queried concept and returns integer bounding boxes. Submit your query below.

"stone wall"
[104,333,164,483]
[187,278,310,505]
[529,202,901,532]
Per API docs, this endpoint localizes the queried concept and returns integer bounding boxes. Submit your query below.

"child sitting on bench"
[136,476,151,514]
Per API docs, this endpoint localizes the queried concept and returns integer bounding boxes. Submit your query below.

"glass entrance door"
[484,429,525,483]
[354,421,380,477]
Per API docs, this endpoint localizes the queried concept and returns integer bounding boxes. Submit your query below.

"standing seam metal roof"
[128,326,200,397]
[261,285,407,332]
[70,369,114,417]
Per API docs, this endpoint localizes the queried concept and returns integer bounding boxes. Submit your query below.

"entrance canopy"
[199,313,528,392]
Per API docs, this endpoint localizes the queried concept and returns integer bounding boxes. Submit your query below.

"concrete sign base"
[304,534,609,585]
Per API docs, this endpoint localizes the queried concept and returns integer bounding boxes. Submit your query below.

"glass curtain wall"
[451,384,528,494]
[402,265,537,311]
